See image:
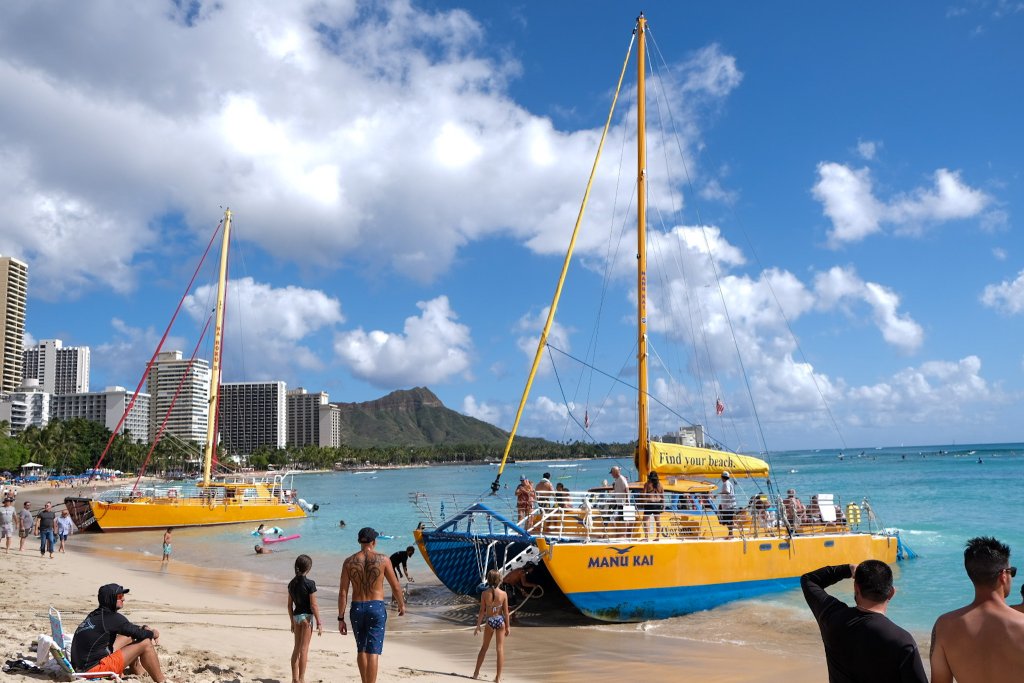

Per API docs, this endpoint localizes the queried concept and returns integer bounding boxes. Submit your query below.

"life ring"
[846,502,861,525]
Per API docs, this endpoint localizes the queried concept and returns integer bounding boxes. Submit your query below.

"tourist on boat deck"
[806,495,824,524]
[514,477,534,521]
[801,562,926,683]
[717,471,736,537]
[608,466,630,525]
[389,546,416,582]
[782,489,806,530]
[535,472,554,492]
[930,537,1024,683]
[641,471,665,540]
[554,482,571,508]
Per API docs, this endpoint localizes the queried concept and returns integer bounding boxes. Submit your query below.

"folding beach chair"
[48,607,124,682]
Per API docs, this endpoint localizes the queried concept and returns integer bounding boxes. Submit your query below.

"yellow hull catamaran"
[415,15,904,621]
[66,210,306,532]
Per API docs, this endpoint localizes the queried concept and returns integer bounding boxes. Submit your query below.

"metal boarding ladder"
[496,544,542,575]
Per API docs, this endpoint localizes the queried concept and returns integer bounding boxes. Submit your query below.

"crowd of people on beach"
[0,496,75,557]
[802,535,1024,683]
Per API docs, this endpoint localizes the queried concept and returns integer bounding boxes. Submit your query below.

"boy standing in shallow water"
[161,528,172,564]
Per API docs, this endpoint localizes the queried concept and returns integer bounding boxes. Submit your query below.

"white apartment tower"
[218,381,287,455]
[0,256,29,395]
[51,386,151,443]
[146,350,210,445]
[287,388,329,447]
[0,379,49,435]
[23,339,91,394]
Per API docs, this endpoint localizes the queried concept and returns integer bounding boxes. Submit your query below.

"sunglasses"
[1006,567,1018,578]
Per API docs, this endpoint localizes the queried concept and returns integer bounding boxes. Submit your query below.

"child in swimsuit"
[472,569,510,682]
[287,554,321,683]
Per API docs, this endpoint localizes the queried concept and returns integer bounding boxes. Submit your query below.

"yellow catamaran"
[66,210,307,531]
[415,15,904,621]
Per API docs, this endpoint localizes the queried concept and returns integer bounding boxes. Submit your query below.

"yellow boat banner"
[649,442,769,478]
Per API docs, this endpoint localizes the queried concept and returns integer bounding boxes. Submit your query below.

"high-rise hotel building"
[52,386,151,443]
[23,339,90,394]
[218,381,287,455]
[0,256,28,395]
[286,387,341,448]
[146,350,210,444]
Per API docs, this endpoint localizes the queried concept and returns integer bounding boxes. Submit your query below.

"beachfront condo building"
[287,387,341,448]
[0,379,50,435]
[22,338,91,394]
[0,256,29,395]
[319,402,342,449]
[218,381,287,455]
[51,386,151,443]
[146,350,210,445]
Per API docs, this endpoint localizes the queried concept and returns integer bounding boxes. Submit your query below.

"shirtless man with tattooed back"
[338,527,406,683]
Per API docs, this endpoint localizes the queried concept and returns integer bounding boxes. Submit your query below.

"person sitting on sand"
[71,584,168,682]
[255,544,274,554]
[472,569,510,682]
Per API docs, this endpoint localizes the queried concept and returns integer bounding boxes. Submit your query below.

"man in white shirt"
[718,471,736,538]
[607,466,630,530]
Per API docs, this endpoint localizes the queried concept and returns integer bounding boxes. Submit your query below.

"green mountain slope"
[334,387,509,448]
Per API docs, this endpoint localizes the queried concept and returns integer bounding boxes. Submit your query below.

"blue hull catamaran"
[414,14,908,622]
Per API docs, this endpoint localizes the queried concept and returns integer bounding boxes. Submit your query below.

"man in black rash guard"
[801,562,926,683]
[70,583,168,682]
[389,547,415,581]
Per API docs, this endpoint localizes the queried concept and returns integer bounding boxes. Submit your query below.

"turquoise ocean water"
[74,442,1024,645]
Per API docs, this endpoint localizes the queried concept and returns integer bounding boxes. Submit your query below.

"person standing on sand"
[0,497,15,553]
[16,501,32,551]
[57,509,75,552]
[472,569,510,683]
[161,528,172,564]
[34,501,57,558]
[338,527,405,683]
[801,561,926,682]
[287,554,322,683]
[930,536,1024,683]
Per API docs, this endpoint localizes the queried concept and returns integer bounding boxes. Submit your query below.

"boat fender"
[845,502,861,525]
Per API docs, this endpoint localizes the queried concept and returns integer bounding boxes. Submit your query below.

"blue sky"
[1,1,1023,451]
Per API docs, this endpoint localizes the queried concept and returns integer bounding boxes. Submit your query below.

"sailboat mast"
[202,208,231,486]
[636,15,650,480]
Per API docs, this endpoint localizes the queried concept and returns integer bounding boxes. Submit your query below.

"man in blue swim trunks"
[338,527,405,683]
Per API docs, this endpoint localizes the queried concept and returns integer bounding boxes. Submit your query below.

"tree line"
[0,419,634,476]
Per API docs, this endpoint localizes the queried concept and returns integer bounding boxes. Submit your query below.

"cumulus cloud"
[515,307,571,371]
[855,139,880,160]
[981,270,1024,314]
[462,395,502,426]
[94,318,190,390]
[993,247,1008,261]
[334,295,472,388]
[0,1,741,296]
[184,277,344,380]
[813,163,992,247]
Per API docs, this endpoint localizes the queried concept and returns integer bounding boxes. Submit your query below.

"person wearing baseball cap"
[70,583,168,681]
[718,470,737,537]
[339,526,405,682]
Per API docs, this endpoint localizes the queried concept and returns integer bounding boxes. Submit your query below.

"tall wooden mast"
[202,208,231,486]
[636,15,650,480]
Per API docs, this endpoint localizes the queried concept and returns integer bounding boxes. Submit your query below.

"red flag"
[715,398,725,416]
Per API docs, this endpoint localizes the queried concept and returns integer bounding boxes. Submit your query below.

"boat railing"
[412,489,887,542]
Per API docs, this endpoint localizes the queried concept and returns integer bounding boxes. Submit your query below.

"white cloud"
[981,270,1024,315]
[993,247,1008,261]
[813,163,992,247]
[515,307,571,372]
[94,318,190,390]
[855,139,880,160]
[0,1,742,295]
[462,395,502,425]
[184,277,344,380]
[813,163,884,246]
[334,295,472,388]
